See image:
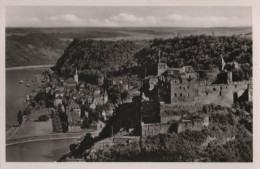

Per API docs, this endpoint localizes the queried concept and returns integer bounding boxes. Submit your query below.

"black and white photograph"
[1,1,259,167]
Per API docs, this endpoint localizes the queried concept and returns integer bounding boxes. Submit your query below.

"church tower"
[74,67,78,83]
[227,71,232,84]
[221,55,226,71]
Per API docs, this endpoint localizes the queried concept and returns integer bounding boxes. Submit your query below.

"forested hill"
[54,39,149,76]
[54,35,252,81]
[136,35,252,80]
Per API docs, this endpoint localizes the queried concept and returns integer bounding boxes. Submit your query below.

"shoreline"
[6,65,54,71]
[6,132,87,146]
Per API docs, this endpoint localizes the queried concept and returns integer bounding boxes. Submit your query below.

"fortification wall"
[197,82,249,107]
[205,71,218,83]
[160,103,203,114]
[112,136,140,145]
[170,81,199,103]
[160,114,182,123]
[176,120,205,133]
[141,122,171,138]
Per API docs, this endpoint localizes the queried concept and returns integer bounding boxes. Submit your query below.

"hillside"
[6,33,70,67]
[6,27,251,68]
[61,102,252,162]
[54,35,252,81]
[54,39,149,77]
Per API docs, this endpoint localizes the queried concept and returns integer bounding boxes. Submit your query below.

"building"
[64,78,77,89]
[74,68,79,83]
[86,88,108,109]
[54,95,63,107]
[67,101,82,132]
[140,54,252,138]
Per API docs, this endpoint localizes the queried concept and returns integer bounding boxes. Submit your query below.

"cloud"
[95,13,247,27]
[111,13,144,23]
[167,14,188,21]
[47,14,85,25]
[26,17,40,22]
[7,12,250,27]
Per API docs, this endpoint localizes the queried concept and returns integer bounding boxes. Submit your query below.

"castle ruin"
[140,53,252,138]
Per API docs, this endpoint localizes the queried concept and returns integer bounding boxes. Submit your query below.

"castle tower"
[74,67,78,83]
[158,63,168,76]
[157,51,167,76]
[227,71,232,84]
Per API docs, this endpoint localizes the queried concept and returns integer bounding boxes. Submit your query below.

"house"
[67,101,82,132]
[55,90,64,98]
[54,95,63,107]
[64,78,77,89]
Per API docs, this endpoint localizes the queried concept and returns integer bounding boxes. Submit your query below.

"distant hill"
[54,39,149,77]
[6,27,252,68]
[6,33,70,67]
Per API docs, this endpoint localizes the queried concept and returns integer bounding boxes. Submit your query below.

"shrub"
[81,117,92,129]
[38,115,49,122]
[23,109,31,115]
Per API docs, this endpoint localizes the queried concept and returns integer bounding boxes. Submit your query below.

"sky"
[6,6,252,27]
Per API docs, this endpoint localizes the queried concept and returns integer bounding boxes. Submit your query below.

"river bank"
[6,108,95,144]
[5,66,86,162]
[6,65,54,71]
[5,106,94,162]
[6,68,48,130]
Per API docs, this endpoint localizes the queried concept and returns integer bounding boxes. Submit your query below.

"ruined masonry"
[140,53,252,138]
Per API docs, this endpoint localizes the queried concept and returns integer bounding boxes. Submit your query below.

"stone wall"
[141,122,171,138]
[90,136,140,152]
[112,136,140,145]
[170,79,249,107]
[197,81,249,107]
[160,102,203,114]
[160,114,182,124]
[175,120,206,133]
[170,81,199,103]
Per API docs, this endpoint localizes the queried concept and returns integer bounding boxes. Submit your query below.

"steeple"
[74,67,78,83]
[104,89,108,96]
[221,55,226,71]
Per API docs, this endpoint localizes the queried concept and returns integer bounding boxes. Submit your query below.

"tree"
[81,117,92,129]
[17,110,23,126]
[52,113,63,133]
[38,115,49,122]
[121,90,129,103]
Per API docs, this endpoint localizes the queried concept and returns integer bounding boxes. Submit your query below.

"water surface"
[6,68,46,130]
[6,138,77,162]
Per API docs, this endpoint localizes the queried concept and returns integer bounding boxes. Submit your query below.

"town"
[9,35,253,162]
[13,47,252,162]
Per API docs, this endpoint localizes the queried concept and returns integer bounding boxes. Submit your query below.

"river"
[6,67,77,162]
[6,68,47,130]
[6,138,77,162]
